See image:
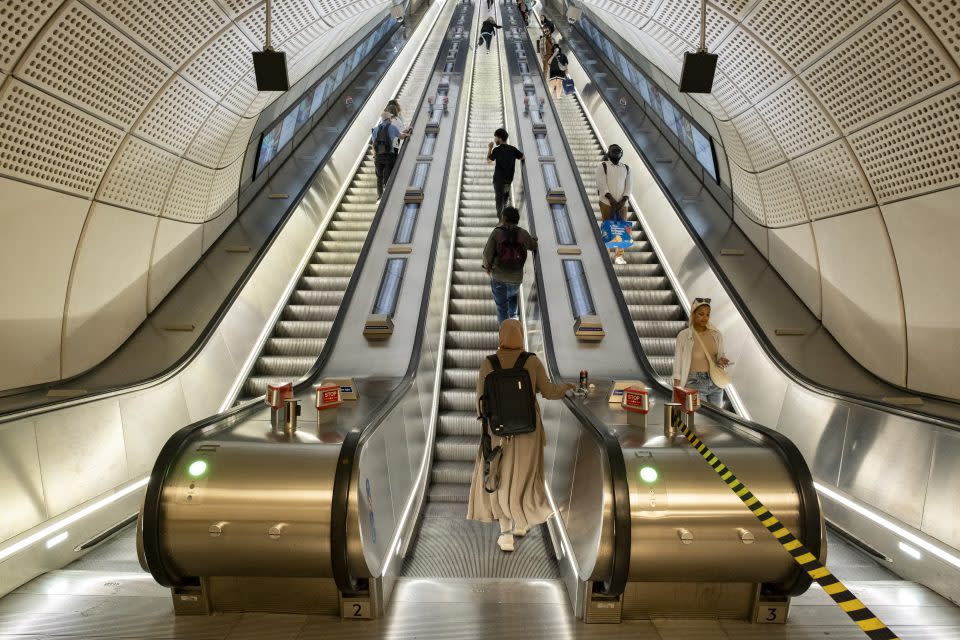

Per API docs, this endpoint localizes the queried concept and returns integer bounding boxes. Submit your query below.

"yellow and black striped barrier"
[671,413,900,640]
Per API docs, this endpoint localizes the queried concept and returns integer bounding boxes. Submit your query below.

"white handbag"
[693,329,731,389]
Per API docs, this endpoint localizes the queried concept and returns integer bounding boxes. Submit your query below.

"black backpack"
[478,352,537,493]
[494,226,527,269]
[373,121,392,155]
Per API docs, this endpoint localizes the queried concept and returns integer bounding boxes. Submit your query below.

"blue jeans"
[490,279,520,325]
[685,372,724,406]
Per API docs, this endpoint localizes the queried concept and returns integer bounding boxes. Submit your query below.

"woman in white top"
[672,298,731,405]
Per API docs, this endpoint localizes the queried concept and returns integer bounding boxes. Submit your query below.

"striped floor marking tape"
[672,413,899,640]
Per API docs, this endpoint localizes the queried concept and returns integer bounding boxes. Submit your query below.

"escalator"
[552,97,687,383]
[402,2,558,578]
[238,29,448,401]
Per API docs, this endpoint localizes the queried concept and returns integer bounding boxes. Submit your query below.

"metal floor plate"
[2,526,958,639]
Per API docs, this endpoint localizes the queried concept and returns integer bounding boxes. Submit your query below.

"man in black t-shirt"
[486,128,525,216]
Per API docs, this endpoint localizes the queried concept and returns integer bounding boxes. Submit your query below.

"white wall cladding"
[0,0,390,391]
[587,0,960,398]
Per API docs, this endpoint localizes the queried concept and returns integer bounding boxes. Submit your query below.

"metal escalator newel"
[363,314,394,340]
[388,245,413,254]
[314,384,341,426]
[265,381,294,433]
[573,315,605,342]
[663,402,680,440]
[556,246,581,255]
[283,398,300,437]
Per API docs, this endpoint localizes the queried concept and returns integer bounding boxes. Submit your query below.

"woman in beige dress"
[467,319,575,551]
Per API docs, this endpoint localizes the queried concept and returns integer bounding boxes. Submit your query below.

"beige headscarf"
[498,319,524,350]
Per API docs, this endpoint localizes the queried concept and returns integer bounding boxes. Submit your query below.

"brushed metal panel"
[727,340,788,426]
[202,200,238,252]
[882,188,960,400]
[147,218,203,312]
[767,224,822,319]
[0,418,46,543]
[179,332,237,421]
[0,177,87,391]
[921,430,960,550]
[813,209,907,387]
[33,401,128,517]
[838,408,936,529]
[733,205,768,258]
[62,203,157,378]
[118,380,190,476]
[776,384,848,485]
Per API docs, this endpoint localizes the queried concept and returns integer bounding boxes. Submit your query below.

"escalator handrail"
[566,6,960,433]
[537,8,820,596]
[505,6,631,597]
[0,14,403,424]
[329,3,474,594]
[140,11,452,589]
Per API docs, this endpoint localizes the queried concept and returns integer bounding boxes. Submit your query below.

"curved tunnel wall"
[583,0,960,400]
[0,0,389,392]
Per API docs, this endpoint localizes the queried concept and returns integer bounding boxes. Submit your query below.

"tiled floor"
[1,527,957,639]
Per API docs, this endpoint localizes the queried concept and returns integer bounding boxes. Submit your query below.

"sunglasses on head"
[694,297,711,304]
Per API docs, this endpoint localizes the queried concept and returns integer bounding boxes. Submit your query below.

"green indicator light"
[639,466,658,483]
[187,460,208,477]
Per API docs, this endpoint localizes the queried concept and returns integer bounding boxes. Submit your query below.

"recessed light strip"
[815,482,960,570]
[0,476,149,563]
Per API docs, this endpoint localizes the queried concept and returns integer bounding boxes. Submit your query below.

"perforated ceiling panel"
[757,164,808,226]
[743,0,889,71]
[911,0,960,68]
[849,86,960,202]
[136,78,217,155]
[0,0,62,73]
[238,0,320,46]
[653,1,735,48]
[755,80,838,158]
[792,141,876,219]
[99,137,178,214]
[84,0,229,67]
[802,4,959,133]
[18,1,170,128]
[0,79,123,196]
[732,108,785,170]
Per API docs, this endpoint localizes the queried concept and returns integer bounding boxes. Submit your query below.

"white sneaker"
[614,255,627,265]
[512,525,529,538]
[497,534,515,552]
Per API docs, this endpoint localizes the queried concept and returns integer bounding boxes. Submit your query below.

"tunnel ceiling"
[582,0,959,226]
[0,0,388,223]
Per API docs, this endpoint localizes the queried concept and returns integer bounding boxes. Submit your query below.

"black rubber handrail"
[140,10,457,589]
[567,7,960,432]
[538,8,820,596]
[504,5,632,597]
[329,1,474,595]
[0,15,401,423]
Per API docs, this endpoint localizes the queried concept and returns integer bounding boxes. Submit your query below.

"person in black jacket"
[487,128,525,215]
[478,17,502,51]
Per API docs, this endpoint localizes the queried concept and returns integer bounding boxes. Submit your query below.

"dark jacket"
[482,224,538,284]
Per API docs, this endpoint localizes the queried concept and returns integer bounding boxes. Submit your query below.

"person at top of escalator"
[517,0,530,25]
[371,110,401,200]
[595,144,632,264]
[536,24,556,76]
[467,319,575,552]
[672,298,732,406]
[547,45,569,99]
[478,17,502,51]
